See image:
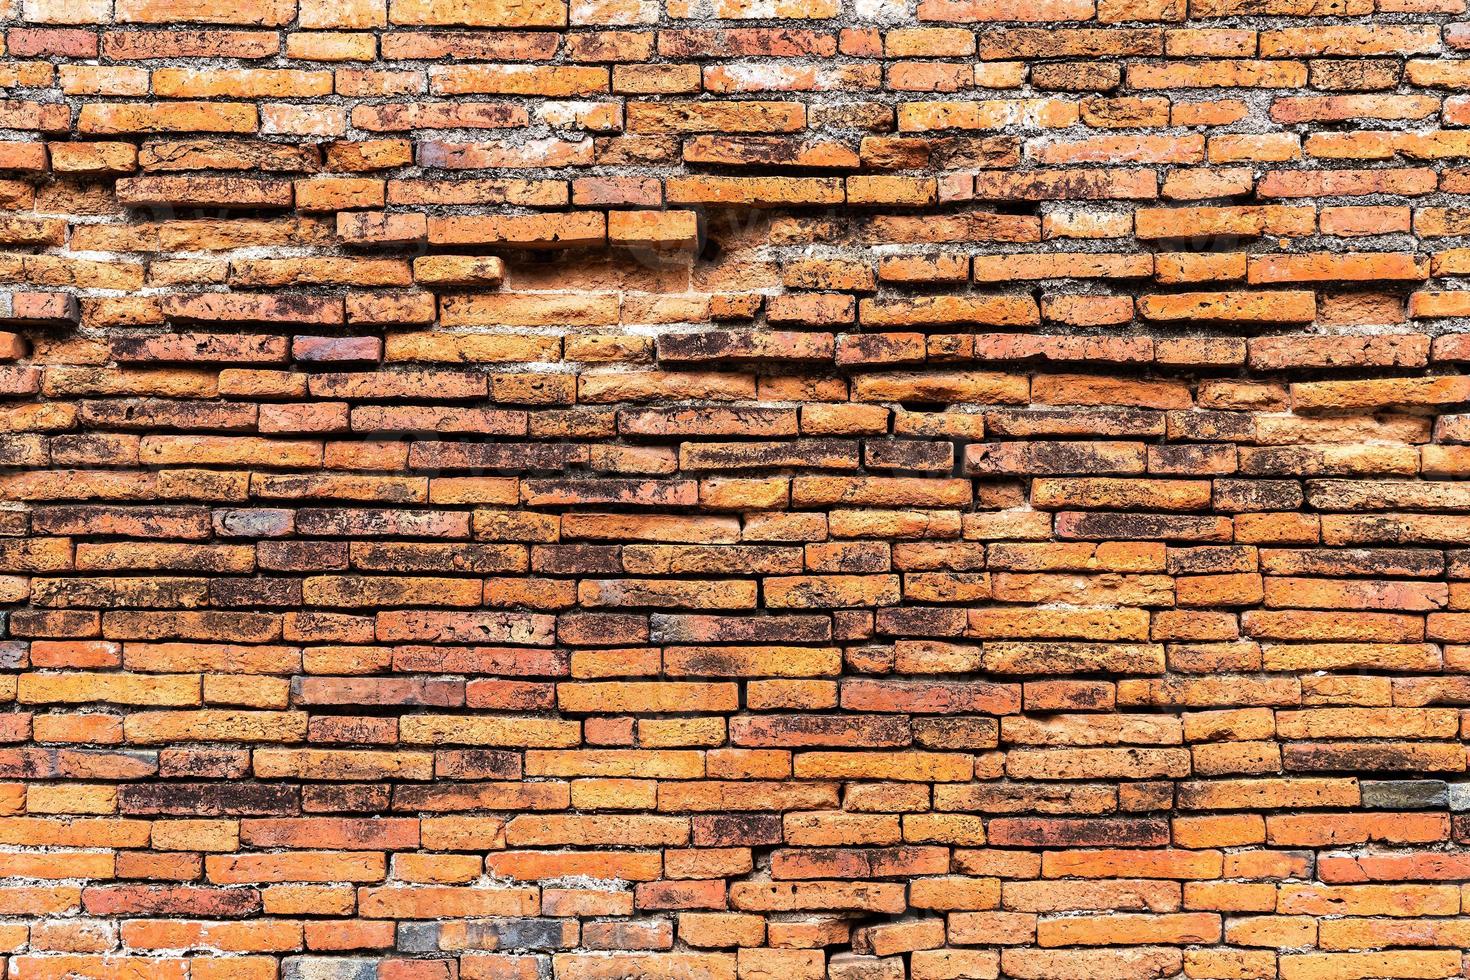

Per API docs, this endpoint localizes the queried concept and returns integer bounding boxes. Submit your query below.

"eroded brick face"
[2,0,1470,977]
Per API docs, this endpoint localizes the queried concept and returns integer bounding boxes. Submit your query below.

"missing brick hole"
[698,236,723,263]
[992,202,1040,217]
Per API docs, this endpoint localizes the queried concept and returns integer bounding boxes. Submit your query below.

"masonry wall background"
[4,0,1470,977]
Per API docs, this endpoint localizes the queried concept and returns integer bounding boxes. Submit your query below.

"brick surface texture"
[8,0,1470,978]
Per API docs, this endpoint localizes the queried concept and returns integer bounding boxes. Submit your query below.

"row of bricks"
[15,148,1470,195]
[12,637,1452,686]
[154,204,1470,244]
[10,535,1470,578]
[10,286,1470,337]
[412,526,1412,579]
[6,255,1470,302]
[10,795,1470,832]
[0,761,1455,816]
[11,551,1470,615]
[0,913,1468,961]
[5,635,1463,698]
[0,843,1440,879]
[17,136,1470,183]
[11,544,1470,592]
[0,22,1457,55]
[8,242,1470,281]
[15,61,1470,101]
[12,542,1470,595]
[5,0,1453,27]
[0,660,1467,711]
[18,430,1470,477]
[2,504,1467,552]
[0,686,1466,742]
[0,810,1467,858]
[12,565,1470,604]
[5,604,1470,647]
[10,739,1470,789]
[5,329,1470,373]
[10,190,1470,239]
[0,834,1449,881]
[7,950,1470,980]
[14,949,1470,980]
[7,20,1470,60]
[21,170,1470,216]
[16,886,1470,936]
[0,842,1462,890]
[19,246,1456,282]
[6,172,1470,220]
[19,59,1470,100]
[0,612,1434,662]
[7,680,1470,724]
[0,660,1458,705]
[0,657,1464,712]
[8,588,1470,642]
[18,366,1470,412]
[13,95,1470,136]
[10,145,1470,194]
[0,664,1468,712]
[1,286,1440,334]
[0,727,1467,777]
[0,650,1467,702]
[11,86,1470,134]
[11,200,1470,253]
[0,280,1466,323]
[11,462,1470,501]
[11,905,1470,956]
[0,788,1468,836]
[1,421,1466,469]
[3,298,1469,353]
[8,0,1465,25]
[0,402,1450,444]
[8,876,1470,915]
[0,486,1451,543]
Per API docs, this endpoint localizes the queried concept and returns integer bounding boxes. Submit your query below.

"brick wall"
[1,0,1470,976]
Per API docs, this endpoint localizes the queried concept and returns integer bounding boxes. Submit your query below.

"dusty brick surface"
[1,0,1470,976]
